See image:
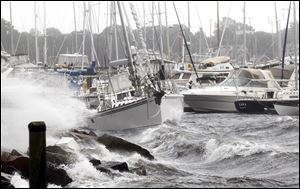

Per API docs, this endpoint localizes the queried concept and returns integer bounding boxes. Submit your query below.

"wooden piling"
[28,121,47,188]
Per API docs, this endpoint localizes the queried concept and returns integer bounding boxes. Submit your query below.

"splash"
[161,95,184,123]
[1,72,95,151]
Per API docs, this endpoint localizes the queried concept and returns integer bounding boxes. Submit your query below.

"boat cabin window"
[247,80,268,88]
[117,93,128,101]
[182,73,192,80]
[172,73,181,79]
[130,91,135,97]
[221,78,251,87]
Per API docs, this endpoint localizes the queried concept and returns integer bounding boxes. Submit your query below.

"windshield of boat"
[220,78,251,87]
[220,78,272,88]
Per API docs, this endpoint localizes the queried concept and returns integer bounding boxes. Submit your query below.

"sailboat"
[89,1,165,131]
[273,1,299,116]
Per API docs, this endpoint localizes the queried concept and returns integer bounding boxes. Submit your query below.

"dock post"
[28,121,47,188]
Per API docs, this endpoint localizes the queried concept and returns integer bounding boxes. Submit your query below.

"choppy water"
[2,72,299,188]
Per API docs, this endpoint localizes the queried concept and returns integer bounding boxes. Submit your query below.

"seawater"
[1,72,299,188]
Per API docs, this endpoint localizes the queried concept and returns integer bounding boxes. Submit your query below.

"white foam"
[1,74,94,151]
[161,94,184,123]
[204,138,281,163]
[10,173,29,188]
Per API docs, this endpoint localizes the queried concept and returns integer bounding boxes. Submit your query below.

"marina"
[1,1,299,188]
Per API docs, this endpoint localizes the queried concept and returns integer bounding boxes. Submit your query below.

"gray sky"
[1,1,299,36]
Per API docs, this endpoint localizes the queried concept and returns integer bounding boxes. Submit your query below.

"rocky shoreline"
[1,129,154,188]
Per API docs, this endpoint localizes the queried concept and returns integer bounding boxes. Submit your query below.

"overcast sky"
[1,1,299,36]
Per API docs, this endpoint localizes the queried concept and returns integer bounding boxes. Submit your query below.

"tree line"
[1,17,298,67]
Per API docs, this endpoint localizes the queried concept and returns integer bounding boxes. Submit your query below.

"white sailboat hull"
[90,97,162,131]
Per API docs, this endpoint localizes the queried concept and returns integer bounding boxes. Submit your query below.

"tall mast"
[88,2,95,63]
[274,2,281,59]
[73,1,78,53]
[113,1,118,60]
[9,1,14,55]
[158,2,165,78]
[281,1,291,80]
[143,2,146,41]
[152,2,155,52]
[43,2,47,66]
[188,1,190,33]
[165,1,170,58]
[34,1,39,64]
[108,1,113,62]
[117,1,140,93]
[210,18,212,53]
[243,1,246,65]
[269,17,275,58]
[121,1,136,47]
[217,1,220,56]
[81,2,86,69]
[293,1,298,90]
[199,27,202,54]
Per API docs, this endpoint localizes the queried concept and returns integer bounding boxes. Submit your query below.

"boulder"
[46,145,77,166]
[1,150,29,177]
[97,134,154,160]
[102,161,129,172]
[89,158,101,166]
[46,163,72,187]
[130,166,147,176]
[93,165,112,175]
[1,163,22,176]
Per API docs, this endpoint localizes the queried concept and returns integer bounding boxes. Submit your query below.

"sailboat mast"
[73,1,78,53]
[293,1,298,90]
[44,2,47,66]
[9,1,14,55]
[243,1,246,65]
[34,1,39,64]
[188,1,190,33]
[274,2,282,59]
[217,1,220,56]
[113,1,118,60]
[199,27,202,54]
[281,1,292,80]
[82,2,86,69]
[165,1,170,59]
[143,2,146,41]
[152,1,155,52]
[88,2,95,63]
[116,2,134,71]
[158,1,165,77]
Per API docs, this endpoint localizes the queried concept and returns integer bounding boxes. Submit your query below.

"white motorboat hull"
[274,102,299,116]
[183,94,238,113]
[90,97,162,131]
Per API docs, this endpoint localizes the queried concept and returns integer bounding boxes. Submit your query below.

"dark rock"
[89,159,101,166]
[1,172,14,188]
[97,134,154,160]
[10,150,26,157]
[130,166,147,176]
[46,145,76,165]
[70,129,98,138]
[46,146,70,156]
[1,163,23,176]
[68,131,96,142]
[1,151,29,177]
[46,151,70,166]
[46,163,72,187]
[102,161,129,172]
